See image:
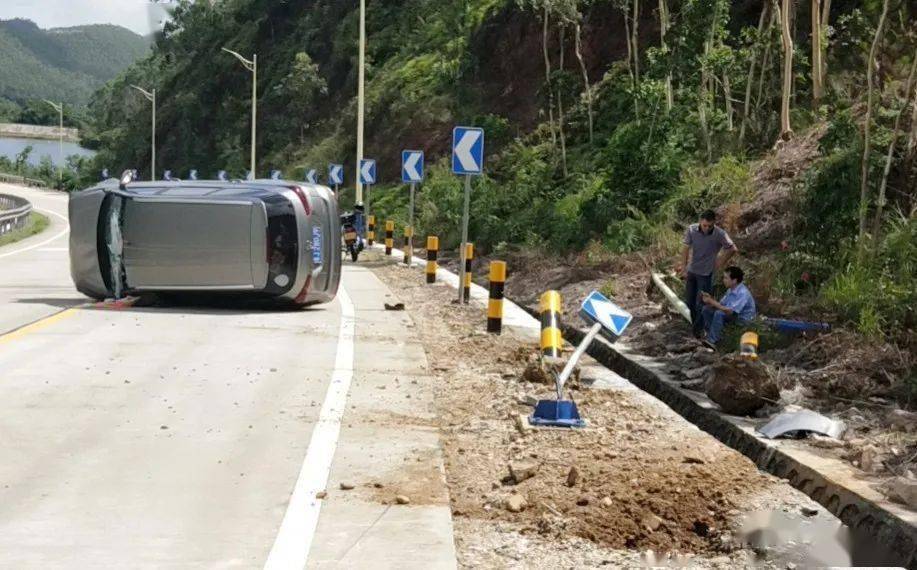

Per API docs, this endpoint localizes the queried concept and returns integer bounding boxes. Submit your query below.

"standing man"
[677,210,738,337]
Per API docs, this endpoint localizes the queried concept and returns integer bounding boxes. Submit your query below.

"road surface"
[0,183,456,569]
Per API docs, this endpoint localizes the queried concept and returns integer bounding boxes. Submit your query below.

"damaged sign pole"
[452,127,484,304]
[554,322,603,399]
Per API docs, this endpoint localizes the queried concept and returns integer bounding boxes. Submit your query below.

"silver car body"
[69,179,341,306]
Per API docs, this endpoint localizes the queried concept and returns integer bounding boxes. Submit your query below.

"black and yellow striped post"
[403,226,414,265]
[426,236,438,283]
[367,215,376,246]
[539,291,563,363]
[487,261,507,334]
[384,220,394,255]
[462,243,474,304]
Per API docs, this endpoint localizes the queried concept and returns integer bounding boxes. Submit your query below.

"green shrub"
[663,155,754,222]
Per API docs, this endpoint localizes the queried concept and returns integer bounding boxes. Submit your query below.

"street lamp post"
[222,47,258,178]
[42,100,63,187]
[355,0,366,206]
[130,85,156,181]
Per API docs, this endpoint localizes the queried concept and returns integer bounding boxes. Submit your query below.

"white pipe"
[651,271,691,323]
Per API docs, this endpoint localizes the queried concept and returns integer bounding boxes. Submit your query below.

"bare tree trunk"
[778,0,794,141]
[558,24,568,177]
[622,3,638,118]
[699,1,721,162]
[756,5,778,113]
[659,0,673,111]
[574,23,594,142]
[820,0,831,80]
[858,0,889,243]
[632,0,640,84]
[811,0,824,105]
[543,6,556,146]
[872,54,917,239]
[740,2,771,146]
[723,72,734,131]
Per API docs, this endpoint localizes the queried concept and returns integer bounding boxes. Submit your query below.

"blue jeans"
[685,272,713,335]
[702,306,738,344]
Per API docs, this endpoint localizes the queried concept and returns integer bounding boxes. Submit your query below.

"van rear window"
[263,194,298,295]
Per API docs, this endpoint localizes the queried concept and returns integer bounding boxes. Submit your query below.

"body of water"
[0,136,95,167]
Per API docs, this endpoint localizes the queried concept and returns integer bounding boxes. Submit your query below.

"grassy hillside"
[0,19,149,108]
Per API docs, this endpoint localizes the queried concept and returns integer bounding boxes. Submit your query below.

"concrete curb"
[368,243,539,334]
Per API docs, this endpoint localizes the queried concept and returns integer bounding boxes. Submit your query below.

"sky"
[0,0,175,36]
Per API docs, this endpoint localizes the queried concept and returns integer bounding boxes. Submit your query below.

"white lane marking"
[0,206,69,259]
[38,247,68,252]
[264,286,356,570]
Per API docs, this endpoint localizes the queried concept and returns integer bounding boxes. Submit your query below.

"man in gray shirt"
[677,210,738,336]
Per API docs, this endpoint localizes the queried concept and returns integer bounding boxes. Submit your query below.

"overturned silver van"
[68,178,341,306]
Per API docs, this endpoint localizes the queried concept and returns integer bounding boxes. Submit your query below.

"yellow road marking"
[0,308,80,346]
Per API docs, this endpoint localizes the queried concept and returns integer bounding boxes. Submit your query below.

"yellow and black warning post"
[367,215,376,246]
[487,261,507,334]
[539,290,563,362]
[403,226,414,265]
[426,236,439,283]
[462,243,474,304]
[385,220,394,255]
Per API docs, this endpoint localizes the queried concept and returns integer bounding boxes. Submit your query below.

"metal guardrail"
[0,173,47,188]
[0,193,33,238]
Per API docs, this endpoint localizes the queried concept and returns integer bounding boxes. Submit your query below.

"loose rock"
[505,494,527,513]
[566,466,579,487]
[706,355,779,416]
[508,461,540,484]
[339,482,355,490]
[395,495,411,505]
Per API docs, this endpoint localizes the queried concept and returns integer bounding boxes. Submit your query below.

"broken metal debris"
[758,408,846,440]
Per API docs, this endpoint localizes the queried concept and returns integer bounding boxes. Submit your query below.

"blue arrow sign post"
[552,290,633,400]
[359,159,376,228]
[402,150,424,264]
[305,169,317,184]
[452,127,484,304]
[328,163,344,194]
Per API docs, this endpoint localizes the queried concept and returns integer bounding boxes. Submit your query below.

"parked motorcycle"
[340,212,364,262]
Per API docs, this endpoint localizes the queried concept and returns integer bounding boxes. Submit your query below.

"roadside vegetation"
[0,211,49,248]
[57,0,915,402]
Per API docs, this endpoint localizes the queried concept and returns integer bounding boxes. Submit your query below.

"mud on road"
[366,252,838,568]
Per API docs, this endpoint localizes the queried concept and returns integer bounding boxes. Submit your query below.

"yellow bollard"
[426,236,439,283]
[462,243,474,304]
[367,215,376,246]
[740,331,759,360]
[487,261,507,334]
[539,291,563,362]
[403,226,414,265]
[385,220,394,255]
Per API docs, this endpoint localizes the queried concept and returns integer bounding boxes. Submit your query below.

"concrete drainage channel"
[534,310,917,568]
[369,242,916,566]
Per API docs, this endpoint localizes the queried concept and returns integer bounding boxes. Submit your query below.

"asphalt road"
[0,184,455,569]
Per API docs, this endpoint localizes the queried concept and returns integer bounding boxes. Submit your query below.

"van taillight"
[291,186,312,215]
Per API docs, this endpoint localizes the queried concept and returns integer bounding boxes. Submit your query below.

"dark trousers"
[685,272,713,334]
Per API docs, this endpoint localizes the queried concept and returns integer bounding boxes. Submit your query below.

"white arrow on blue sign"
[402,150,424,183]
[580,290,633,337]
[452,126,484,175]
[217,170,228,181]
[270,170,282,180]
[305,169,317,184]
[359,159,377,185]
[189,169,198,181]
[328,164,344,185]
